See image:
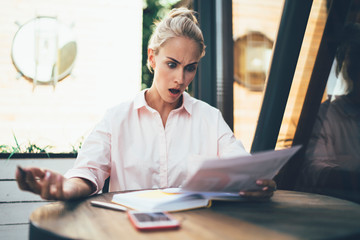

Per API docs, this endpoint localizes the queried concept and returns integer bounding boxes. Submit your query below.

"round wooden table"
[29,190,360,240]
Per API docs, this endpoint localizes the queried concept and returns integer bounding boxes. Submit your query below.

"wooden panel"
[0,181,43,202]
[0,202,49,225]
[0,224,29,240]
[0,158,75,179]
[0,158,71,238]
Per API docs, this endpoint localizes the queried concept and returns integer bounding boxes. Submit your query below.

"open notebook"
[112,145,301,212]
[112,188,243,212]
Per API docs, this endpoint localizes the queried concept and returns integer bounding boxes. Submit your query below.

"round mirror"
[11,17,77,84]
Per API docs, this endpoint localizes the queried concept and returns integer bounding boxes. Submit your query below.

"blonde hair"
[147,7,206,72]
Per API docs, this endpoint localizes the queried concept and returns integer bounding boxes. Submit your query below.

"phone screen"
[128,211,180,230]
[133,212,171,222]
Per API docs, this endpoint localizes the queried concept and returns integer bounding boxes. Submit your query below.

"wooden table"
[29,190,360,240]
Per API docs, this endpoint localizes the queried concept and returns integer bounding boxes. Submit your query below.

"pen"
[90,200,128,211]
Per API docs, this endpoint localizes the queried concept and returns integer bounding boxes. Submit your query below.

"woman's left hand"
[239,179,277,200]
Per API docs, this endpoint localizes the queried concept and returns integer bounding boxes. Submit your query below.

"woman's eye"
[185,65,196,72]
[167,62,177,69]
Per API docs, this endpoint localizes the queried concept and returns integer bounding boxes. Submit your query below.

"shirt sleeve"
[216,110,250,158]
[64,110,112,194]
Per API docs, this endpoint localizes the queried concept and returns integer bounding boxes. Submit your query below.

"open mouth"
[169,89,180,95]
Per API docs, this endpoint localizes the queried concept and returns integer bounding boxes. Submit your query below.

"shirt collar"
[133,89,148,110]
[181,91,193,115]
[133,89,193,115]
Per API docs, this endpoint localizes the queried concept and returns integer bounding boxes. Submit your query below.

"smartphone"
[127,211,180,231]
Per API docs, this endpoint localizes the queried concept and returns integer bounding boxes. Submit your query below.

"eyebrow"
[166,57,198,66]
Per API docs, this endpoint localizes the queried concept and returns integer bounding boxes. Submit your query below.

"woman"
[16,8,276,201]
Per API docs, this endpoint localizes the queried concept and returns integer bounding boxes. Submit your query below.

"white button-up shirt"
[65,90,249,193]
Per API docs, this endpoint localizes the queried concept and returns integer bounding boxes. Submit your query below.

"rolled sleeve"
[64,112,112,194]
[217,111,250,158]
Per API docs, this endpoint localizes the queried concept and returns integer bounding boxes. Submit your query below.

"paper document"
[112,146,301,212]
[182,145,301,193]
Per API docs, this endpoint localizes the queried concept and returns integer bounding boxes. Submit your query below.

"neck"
[145,87,183,127]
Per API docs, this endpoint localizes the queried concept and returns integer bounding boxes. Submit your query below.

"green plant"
[70,137,84,155]
[2,133,53,159]
[0,144,12,153]
[0,132,88,159]
[25,142,52,154]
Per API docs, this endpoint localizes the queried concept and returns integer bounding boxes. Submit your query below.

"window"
[232,0,284,151]
[0,0,142,153]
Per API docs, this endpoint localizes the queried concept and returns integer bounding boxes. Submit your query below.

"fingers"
[16,166,42,194]
[239,179,277,200]
[40,171,66,200]
[256,179,277,191]
[29,167,46,178]
[41,171,52,199]
[25,168,44,194]
[55,174,65,200]
[16,166,66,201]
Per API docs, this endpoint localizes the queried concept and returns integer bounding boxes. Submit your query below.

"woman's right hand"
[15,166,94,201]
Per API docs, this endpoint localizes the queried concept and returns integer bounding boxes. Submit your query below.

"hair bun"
[168,7,199,25]
[146,7,205,72]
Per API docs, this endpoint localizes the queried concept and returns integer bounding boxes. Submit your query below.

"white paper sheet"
[182,145,302,193]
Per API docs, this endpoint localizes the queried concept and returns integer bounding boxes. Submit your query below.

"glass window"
[295,3,360,202]
[276,0,328,149]
[233,0,331,151]
[232,0,284,151]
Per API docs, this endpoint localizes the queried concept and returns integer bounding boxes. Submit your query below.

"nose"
[175,68,185,85]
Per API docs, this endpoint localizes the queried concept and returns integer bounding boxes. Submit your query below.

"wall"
[0,0,142,152]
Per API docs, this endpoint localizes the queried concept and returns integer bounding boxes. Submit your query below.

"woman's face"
[148,37,201,105]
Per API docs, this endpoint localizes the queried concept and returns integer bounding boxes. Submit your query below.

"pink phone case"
[127,211,180,231]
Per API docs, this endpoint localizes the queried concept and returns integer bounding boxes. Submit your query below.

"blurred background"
[0,0,143,153]
[0,0,329,154]
[2,1,360,238]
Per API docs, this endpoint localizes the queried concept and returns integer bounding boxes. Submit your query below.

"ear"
[148,48,156,69]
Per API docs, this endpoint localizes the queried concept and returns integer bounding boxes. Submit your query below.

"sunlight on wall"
[0,0,142,152]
